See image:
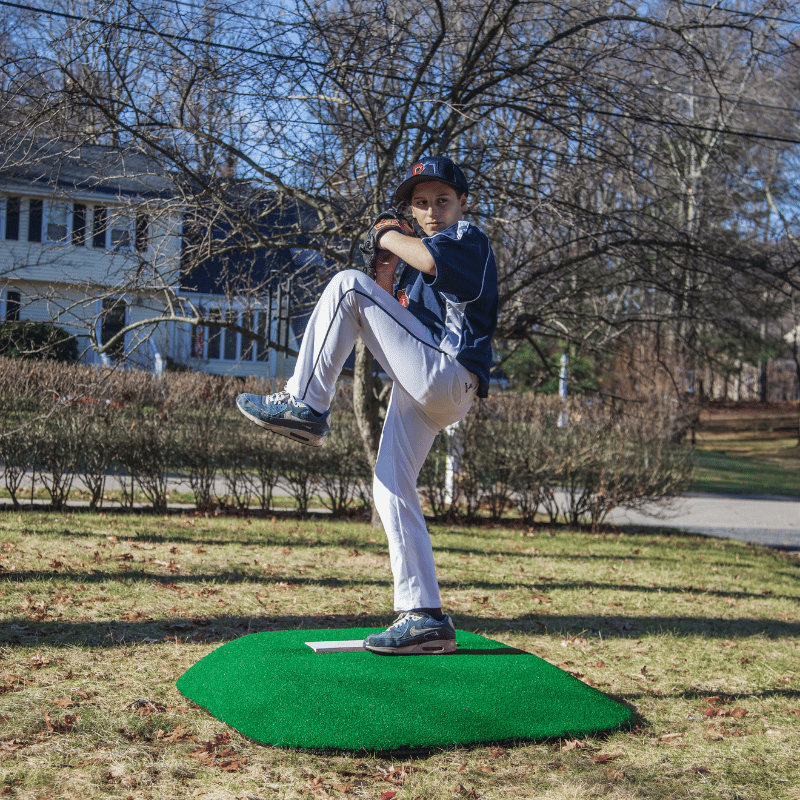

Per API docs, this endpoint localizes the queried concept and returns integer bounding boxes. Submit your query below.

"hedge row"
[0,358,692,525]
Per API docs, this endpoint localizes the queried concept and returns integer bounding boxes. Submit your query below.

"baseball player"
[236,155,498,654]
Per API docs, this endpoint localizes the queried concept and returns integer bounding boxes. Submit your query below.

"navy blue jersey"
[394,220,497,398]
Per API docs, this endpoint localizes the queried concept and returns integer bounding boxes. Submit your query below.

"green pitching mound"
[176,628,634,751]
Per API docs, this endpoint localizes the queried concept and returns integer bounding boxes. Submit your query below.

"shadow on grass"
[5,564,798,603]
[3,610,799,649]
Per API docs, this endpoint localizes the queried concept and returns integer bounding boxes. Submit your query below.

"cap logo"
[395,156,467,203]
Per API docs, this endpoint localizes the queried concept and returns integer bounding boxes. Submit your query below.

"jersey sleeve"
[421,221,493,301]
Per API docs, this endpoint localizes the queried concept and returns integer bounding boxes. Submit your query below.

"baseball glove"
[359,209,414,276]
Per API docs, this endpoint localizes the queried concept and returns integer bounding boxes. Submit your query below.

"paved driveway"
[607,493,800,550]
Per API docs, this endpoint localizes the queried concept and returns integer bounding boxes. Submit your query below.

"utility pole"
[558,352,568,427]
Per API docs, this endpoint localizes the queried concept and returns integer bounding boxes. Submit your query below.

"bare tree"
[3,0,800,508]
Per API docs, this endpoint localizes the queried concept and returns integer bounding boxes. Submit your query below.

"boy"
[236,155,498,654]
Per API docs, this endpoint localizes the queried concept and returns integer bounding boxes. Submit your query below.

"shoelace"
[388,612,422,631]
[265,391,304,409]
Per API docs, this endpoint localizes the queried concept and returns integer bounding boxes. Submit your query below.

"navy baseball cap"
[393,155,469,203]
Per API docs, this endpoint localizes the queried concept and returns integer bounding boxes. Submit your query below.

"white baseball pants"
[285,269,477,610]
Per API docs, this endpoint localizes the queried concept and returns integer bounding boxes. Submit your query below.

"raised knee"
[329,268,364,294]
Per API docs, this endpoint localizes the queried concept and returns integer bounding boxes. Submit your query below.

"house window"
[191,324,205,359]
[3,197,20,240]
[72,203,87,246]
[88,206,138,251]
[205,310,222,360]
[109,210,133,251]
[28,199,43,242]
[240,311,254,361]
[255,308,270,362]
[8,198,148,252]
[190,306,278,363]
[4,291,21,322]
[223,310,239,361]
[93,207,107,249]
[100,297,127,360]
[46,201,70,243]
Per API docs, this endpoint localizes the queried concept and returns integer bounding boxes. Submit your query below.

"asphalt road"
[9,473,800,551]
[606,493,800,551]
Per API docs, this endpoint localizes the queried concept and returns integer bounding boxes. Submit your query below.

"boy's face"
[408,180,467,237]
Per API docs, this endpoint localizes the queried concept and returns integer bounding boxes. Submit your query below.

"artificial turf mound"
[177,628,634,751]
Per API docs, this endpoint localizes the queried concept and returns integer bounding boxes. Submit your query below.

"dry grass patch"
[1,510,798,800]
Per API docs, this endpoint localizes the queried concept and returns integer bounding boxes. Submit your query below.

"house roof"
[0,138,177,200]
[180,186,334,300]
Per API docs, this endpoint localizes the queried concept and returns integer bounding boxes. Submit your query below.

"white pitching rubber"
[305,640,366,653]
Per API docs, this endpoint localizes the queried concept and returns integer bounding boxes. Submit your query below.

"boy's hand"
[359,209,415,276]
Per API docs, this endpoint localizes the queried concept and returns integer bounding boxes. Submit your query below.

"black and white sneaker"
[236,391,330,447]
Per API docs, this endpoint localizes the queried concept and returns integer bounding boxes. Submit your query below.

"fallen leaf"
[158,724,194,743]
[0,739,28,752]
[43,710,78,733]
[124,699,166,716]
[557,740,579,752]
[606,768,627,781]
[380,793,397,800]
[121,611,152,622]
[590,753,622,764]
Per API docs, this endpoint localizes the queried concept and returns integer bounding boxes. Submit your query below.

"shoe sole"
[236,402,327,447]
[364,638,457,656]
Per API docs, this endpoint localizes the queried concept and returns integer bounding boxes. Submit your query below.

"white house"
[0,139,302,379]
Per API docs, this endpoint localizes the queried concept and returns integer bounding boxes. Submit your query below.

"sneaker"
[363,611,457,655]
[236,391,330,447]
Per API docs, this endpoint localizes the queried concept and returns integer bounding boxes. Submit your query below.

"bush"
[317,412,372,517]
[0,322,78,362]
[171,373,240,511]
[0,359,692,523]
[422,393,692,528]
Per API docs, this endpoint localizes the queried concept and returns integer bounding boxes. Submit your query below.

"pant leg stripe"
[299,286,445,402]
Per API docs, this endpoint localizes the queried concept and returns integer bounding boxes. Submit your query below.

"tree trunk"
[791,337,800,448]
[352,338,385,527]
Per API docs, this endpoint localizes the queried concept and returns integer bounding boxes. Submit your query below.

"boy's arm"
[378,230,436,276]
[373,250,400,294]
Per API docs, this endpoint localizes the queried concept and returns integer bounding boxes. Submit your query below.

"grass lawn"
[690,449,800,497]
[1,511,798,799]
[691,430,800,497]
